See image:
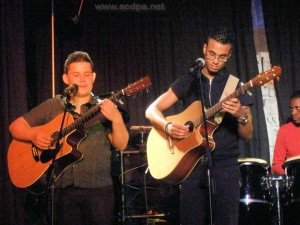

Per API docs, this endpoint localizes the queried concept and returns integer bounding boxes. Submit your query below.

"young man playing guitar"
[9,51,129,225]
[146,27,253,225]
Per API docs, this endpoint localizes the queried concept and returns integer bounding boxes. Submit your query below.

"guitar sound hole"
[185,121,194,132]
[40,149,59,163]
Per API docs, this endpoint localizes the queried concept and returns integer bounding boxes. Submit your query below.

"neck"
[70,94,91,113]
[202,68,215,80]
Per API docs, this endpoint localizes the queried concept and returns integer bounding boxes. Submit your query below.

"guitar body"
[7,76,153,194]
[147,101,217,184]
[7,112,83,194]
[147,67,283,184]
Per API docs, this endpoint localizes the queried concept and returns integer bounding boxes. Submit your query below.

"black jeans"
[55,186,114,225]
[180,159,240,225]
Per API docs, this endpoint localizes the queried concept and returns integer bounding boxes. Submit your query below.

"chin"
[293,121,300,127]
[208,67,220,74]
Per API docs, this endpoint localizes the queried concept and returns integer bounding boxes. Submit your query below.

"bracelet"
[164,122,172,134]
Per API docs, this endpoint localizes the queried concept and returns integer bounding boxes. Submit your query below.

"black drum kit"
[118,126,180,225]
[238,157,300,225]
[119,129,300,225]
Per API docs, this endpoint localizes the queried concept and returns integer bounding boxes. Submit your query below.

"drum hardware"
[238,157,300,225]
[130,125,153,131]
[260,174,294,225]
[272,178,283,225]
[122,150,140,155]
[119,151,148,224]
[261,175,288,225]
[130,125,152,153]
[119,126,179,224]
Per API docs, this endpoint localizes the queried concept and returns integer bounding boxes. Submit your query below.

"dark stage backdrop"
[262,0,300,123]
[1,0,298,224]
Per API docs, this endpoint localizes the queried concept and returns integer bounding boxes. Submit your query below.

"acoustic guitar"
[7,76,152,195]
[147,66,282,184]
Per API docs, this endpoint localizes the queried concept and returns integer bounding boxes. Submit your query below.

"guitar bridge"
[32,146,40,162]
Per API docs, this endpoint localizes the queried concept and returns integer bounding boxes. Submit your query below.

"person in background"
[9,51,129,225]
[272,90,300,175]
[145,27,253,225]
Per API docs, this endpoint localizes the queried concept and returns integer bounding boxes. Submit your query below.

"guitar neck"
[50,75,152,143]
[207,81,252,118]
[194,80,252,127]
[52,89,125,142]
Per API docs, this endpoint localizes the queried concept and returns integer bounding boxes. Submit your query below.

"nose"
[80,74,86,82]
[212,57,219,64]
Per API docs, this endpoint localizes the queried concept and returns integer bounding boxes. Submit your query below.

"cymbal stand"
[119,127,151,224]
[138,127,148,153]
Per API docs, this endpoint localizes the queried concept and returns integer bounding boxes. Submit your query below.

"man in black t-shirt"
[146,27,253,225]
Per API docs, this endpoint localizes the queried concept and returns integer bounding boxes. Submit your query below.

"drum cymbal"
[130,125,152,131]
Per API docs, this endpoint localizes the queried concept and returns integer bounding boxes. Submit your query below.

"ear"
[228,50,232,59]
[203,43,207,55]
[92,72,96,83]
[62,74,69,85]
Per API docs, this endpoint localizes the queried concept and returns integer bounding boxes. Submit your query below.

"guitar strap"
[214,74,239,124]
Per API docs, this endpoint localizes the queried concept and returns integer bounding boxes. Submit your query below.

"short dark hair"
[206,27,235,46]
[64,51,94,74]
[290,90,300,99]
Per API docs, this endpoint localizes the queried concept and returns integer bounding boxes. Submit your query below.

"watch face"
[242,118,248,125]
[238,115,248,125]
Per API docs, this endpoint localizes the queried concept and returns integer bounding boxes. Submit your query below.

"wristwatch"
[238,114,248,125]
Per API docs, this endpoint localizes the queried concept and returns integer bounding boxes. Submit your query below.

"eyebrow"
[207,50,228,57]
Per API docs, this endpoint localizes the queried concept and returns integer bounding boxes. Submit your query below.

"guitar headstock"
[123,76,152,96]
[252,66,282,86]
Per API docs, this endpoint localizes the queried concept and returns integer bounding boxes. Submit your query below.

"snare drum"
[238,158,271,225]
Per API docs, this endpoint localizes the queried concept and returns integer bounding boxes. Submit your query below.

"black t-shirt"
[170,68,253,160]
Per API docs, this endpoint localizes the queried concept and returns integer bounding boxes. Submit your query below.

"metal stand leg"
[271,180,283,225]
[120,151,126,224]
[275,181,282,225]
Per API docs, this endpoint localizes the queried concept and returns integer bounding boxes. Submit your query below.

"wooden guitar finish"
[147,67,282,184]
[7,76,152,194]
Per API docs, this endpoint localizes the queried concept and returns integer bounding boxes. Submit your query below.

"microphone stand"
[42,94,71,225]
[196,70,214,225]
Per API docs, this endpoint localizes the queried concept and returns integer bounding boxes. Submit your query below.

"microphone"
[64,84,79,95]
[189,58,205,74]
